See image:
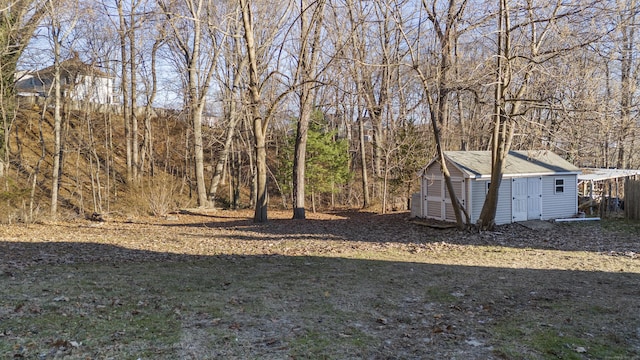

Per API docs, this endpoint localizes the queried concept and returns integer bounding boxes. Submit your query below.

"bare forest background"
[1,0,639,227]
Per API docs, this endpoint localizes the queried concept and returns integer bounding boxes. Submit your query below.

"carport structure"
[578,168,640,215]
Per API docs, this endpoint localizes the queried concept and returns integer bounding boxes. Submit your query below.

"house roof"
[430,150,581,179]
[36,56,112,79]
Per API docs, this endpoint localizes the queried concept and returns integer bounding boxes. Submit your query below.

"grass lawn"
[1,211,639,359]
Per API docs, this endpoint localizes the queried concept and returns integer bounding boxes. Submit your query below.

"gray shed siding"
[468,179,512,225]
[447,160,464,178]
[469,180,486,223]
[540,175,578,220]
[495,178,513,225]
[425,164,440,177]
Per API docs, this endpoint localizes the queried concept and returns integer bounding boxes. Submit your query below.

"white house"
[414,150,581,225]
[15,55,114,105]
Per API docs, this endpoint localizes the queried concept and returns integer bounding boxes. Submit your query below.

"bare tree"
[159,0,227,207]
[116,0,134,182]
[239,0,268,221]
[208,8,246,206]
[324,0,371,207]
[139,19,165,176]
[129,0,140,182]
[291,0,326,219]
[114,0,155,183]
[344,0,395,204]
[477,0,611,229]
[48,0,79,217]
[395,0,478,229]
[477,0,510,230]
[616,0,638,169]
[75,2,121,210]
[238,0,297,222]
[1,0,46,180]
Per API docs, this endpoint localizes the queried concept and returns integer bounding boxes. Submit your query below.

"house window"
[555,178,564,194]
[485,181,491,195]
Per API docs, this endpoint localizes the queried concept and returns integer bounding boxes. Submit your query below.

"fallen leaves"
[49,339,80,349]
[0,211,639,359]
[0,211,638,275]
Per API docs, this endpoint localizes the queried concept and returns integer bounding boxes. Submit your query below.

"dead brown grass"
[0,210,639,359]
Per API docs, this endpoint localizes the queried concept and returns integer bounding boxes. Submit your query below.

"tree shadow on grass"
[157,210,640,254]
[0,241,639,359]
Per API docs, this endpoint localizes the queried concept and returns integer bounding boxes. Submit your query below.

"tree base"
[254,205,268,223]
[292,207,306,219]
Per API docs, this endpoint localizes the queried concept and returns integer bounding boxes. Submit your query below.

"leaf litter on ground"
[0,210,639,359]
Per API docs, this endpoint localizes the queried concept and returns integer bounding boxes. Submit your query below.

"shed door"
[423,175,465,221]
[444,178,465,222]
[512,178,528,222]
[527,177,542,220]
[425,177,443,220]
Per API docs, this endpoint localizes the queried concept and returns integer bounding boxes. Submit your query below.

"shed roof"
[432,150,581,179]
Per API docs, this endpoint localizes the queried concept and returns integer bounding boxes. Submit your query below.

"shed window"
[555,178,564,194]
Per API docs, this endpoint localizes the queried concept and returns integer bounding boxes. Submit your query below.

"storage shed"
[416,150,581,225]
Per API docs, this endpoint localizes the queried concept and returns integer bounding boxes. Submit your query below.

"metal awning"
[578,168,640,182]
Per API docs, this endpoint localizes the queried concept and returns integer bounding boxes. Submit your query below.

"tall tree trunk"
[209,103,240,205]
[191,100,208,207]
[253,121,268,222]
[117,0,132,182]
[477,0,506,230]
[129,5,139,182]
[51,25,63,218]
[292,0,325,219]
[209,50,247,205]
[31,101,47,221]
[87,115,103,213]
[617,0,636,169]
[105,112,112,211]
[230,140,241,209]
[292,94,311,219]
[478,0,516,230]
[359,112,370,207]
[142,35,160,177]
[0,59,16,183]
[159,0,224,207]
[186,19,208,207]
[408,0,469,229]
[240,0,268,222]
[346,0,391,204]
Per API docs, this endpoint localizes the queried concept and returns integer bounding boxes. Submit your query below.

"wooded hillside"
[1,0,639,224]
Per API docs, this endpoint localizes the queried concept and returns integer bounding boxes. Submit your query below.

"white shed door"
[512,178,528,222]
[527,177,542,220]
